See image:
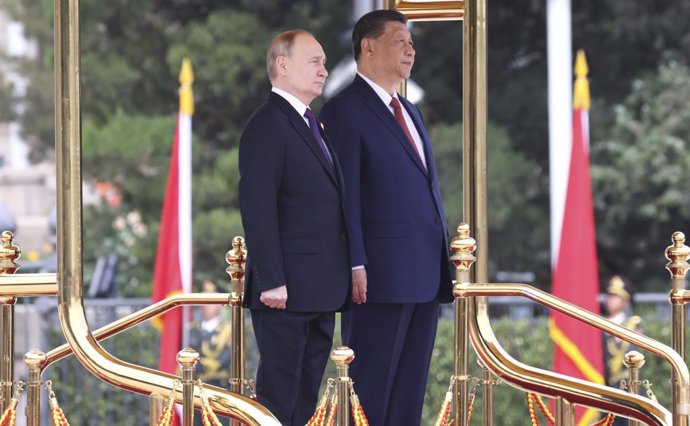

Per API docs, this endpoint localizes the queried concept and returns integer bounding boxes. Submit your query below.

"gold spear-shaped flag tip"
[179,58,194,85]
[575,49,588,78]
[179,58,194,115]
[573,49,590,110]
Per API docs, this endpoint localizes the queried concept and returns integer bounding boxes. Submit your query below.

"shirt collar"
[271,87,309,116]
[357,72,400,107]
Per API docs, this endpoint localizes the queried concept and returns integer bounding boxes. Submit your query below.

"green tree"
[591,61,690,289]
[429,121,547,280]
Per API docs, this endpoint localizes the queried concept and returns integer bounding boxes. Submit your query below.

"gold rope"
[0,382,22,426]
[156,380,180,426]
[349,381,369,426]
[433,377,454,426]
[198,381,223,426]
[527,393,540,426]
[46,380,70,426]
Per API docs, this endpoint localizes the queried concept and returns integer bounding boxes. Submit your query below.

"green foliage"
[591,62,690,288]
[44,324,160,424]
[0,74,16,122]
[423,315,674,425]
[429,122,548,280]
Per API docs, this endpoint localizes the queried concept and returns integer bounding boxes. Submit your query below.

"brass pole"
[0,230,20,413]
[24,350,46,426]
[555,396,572,426]
[178,348,200,426]
[226,237,246,426]
[462,0,488,285]
[481,362,493,426]
[0,297,14,413]
[665,231,690,426]
[150,392,164,426]
[0,274,58,297]
[623,351,645,426]
[331,346,354,426]
[450,223,476,426]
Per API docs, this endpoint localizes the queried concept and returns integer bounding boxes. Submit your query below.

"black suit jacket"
[239,92,350,312]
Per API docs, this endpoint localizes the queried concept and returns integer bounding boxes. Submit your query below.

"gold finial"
[0,230,21,274]
[179,58,194,115]
[573,49,590,111]
[176,347,200,369]
[225,236,247,282]
[23,349,47,369]
[330,346,355,366]
[622,351,645,369]
[665,231,690,279]
[449,223,476,272]
[225,236,247,303]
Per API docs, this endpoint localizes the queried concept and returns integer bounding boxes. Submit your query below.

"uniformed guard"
[603,275,640,426]
[189,280,231,425]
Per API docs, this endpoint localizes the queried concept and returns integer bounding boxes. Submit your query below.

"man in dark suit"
[238,30,350,426]
[321,10,453,426]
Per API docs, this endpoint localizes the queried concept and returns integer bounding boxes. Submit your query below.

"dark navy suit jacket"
[239,92,350,312]
[321,75,453,303]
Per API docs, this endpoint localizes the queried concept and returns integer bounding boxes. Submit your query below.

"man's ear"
[276,56,288,76]
[361,38,374,59]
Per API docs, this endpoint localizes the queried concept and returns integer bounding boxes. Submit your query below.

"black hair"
[352,10,408,61]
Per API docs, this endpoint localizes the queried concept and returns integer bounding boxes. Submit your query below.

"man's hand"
[260,285,288,309]
[352,269,367,304]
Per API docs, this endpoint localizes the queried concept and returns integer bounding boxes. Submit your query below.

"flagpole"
[547,0,572,268]
[178,59,194,350]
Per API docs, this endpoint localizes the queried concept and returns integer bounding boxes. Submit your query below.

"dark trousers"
[251,309,335,426]
[342,300,440,426]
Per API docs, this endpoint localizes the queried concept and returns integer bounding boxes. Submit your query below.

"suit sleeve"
[238,115,286,291]
[321,103,368,267]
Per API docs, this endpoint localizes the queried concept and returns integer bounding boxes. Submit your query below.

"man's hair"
[267,29,311,81]
[352,10,408,61]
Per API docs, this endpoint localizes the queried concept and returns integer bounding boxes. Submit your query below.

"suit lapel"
[354,76,428,177]
[269,93,338,185]
[399,97,436,181]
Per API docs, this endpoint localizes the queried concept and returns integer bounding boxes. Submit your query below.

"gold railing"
[451,224,684,425]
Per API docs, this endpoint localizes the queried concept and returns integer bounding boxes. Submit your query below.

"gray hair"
[267,29,312,81]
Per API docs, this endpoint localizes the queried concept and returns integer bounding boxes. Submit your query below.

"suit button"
[434,218,441,225]
[340,234,347,241]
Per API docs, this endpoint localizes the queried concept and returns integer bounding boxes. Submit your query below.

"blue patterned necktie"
[304,108,333,168]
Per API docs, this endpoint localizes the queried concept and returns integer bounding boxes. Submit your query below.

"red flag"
[151,59,194,393]
[549,50,604,426]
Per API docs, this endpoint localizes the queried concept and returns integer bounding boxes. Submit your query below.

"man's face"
[282,34,328,105]
[369,21,415,81]
[605,294,627,316]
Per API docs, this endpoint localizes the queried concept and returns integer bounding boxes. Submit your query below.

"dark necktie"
[304,108,333,168]
[389,97,423,163]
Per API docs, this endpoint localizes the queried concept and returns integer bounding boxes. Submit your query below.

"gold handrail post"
[177,348,200,426]
[226,236,246,422]
[450,223,476,426]
[555,396,573,426]
[479,361,494,426]
[664,231,690,425]
[331,346,354,426]
[24,349,46,426]
[624,351,646,426]
[150,392,164,426]
[0,230,20,412]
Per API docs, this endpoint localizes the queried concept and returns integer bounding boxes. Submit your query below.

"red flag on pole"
[549,50,604,425]
[151,59,194,390]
